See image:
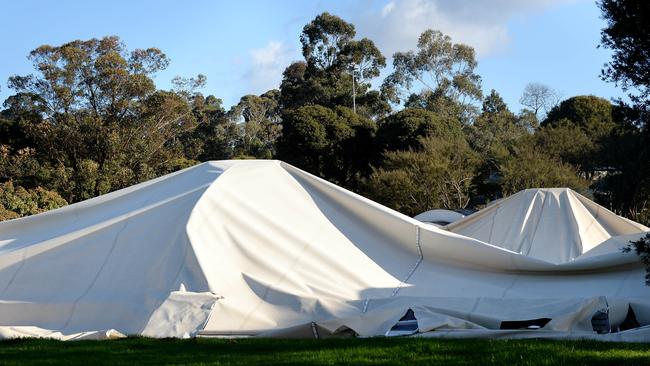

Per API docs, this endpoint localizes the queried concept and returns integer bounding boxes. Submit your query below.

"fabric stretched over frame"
[0,160,648,341]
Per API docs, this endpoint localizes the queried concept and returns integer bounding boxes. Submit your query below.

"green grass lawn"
[0,337,649,365]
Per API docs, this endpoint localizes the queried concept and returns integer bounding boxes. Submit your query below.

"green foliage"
[596,121,649,224]
[280,13,387,116]
[535,121,596,174]
[537,96,621,180]
[375,108,463,153]
[228,91,282,159]
[300,12,356,71]
[181,93,234,161]
[0,115,31,149]
[341,38,385,81]
[366,135,480,215]
[0,181,67,220]
[622,233,650,285]
[497,138,589,196]
[4,36,196,202]
[466,91,535,201]
[158,157,200,176]
[277,105,375,188]
[278,61,309,109]
[0,208,19,221]
[597,0,650,230]
[543,96,618,141]
[599,0,650,113]
[382,29,482,122]
[468,90,530,155]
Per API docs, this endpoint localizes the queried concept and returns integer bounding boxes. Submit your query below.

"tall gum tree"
[280,13,386,116]
[381,30,482,123]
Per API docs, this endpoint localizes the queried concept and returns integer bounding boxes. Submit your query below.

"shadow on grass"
[0,337,649,365]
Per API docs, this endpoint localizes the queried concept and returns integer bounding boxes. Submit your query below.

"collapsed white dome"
[0,160,649,341]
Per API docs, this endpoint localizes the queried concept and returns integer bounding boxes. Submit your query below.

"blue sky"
[0,0,623,112]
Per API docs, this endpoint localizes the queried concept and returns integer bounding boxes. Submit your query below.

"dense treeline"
[1,1,649,225]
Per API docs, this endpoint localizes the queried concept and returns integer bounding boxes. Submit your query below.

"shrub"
[622,233,650,285]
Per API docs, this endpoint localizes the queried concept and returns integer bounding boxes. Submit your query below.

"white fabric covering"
[446,188,649,264]
[413,209,465,225]
[0,326,124,340]
[0,160,648,341]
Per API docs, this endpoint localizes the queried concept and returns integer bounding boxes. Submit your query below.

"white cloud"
[355,0,575,59]
[250,41,284,65]
[244,41,298,94]
[381,2,395,17]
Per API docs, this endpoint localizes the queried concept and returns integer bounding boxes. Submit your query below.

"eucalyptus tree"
[228,91,282,158]
[5,36,196,201]
[382,30,482,123]
[280,13,386,115]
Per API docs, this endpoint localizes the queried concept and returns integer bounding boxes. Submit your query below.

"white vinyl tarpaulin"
[0,160,649,341]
